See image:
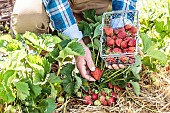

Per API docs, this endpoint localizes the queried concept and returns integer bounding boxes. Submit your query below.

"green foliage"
[0,32,84,112]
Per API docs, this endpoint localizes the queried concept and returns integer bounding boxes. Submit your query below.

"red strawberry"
[108,82,113,89]
[107,37,115,47]
[165,65,169,71]
[117,31,126,39]
[113,27,125,34]
[128,38,136,47]
[121,40,128,49]
[113,47,122,53]
[113,85,121,91]
[107,97,115,106]
[112,35,117,39]
[129,26,137,34]
[104,27,113,36]
[128,47,136,53]
[100,95,108,106]
[91,93,98,100]
[124,24,132,30]
[112,92,117,98]
[115,38,123,47]
[125,36,133,41]
[88,89,93,95]
[83,96,93,105]
[120,56,129,63]
[106,57,116,63]
[91,68,103,80]
[101,92,107,97]
[129,58,135,64]
[123,48,128,53]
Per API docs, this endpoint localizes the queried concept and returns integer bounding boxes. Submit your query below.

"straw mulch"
[54,67,170,113]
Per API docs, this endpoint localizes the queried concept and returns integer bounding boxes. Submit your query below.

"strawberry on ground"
[83,96,93,105]
[108,82,113,89]
[91,93,98,100]
[100,95,108,106]
[91,68,103,80]
[107,97,115,106]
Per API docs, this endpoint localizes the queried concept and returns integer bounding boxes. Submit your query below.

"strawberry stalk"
[102,67,130,84]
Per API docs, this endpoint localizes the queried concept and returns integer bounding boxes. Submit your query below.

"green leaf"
[58,32,70,40]
[78,21,92,37]
[60,39,71,49]
[50,49,59,59]
[155,20,164,33]
[28,62,44,77]
[83,10,96,23]
[60,63,75,80]
[147,50,167,63]
[130,81,140,96]
[48,73,62,84]
[30,84,42,97]
[68,42,85,56]
[142,56,157,71]
[15,82,30,100]
[50,83,57,100]
[93,24,102,38]
[140,33,153,53]
[74,75,82,93]
[62,78,74,95]
[46,98,56,113]
[93,39,100,50]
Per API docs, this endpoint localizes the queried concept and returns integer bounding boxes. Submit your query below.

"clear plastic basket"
[100,10,139,66]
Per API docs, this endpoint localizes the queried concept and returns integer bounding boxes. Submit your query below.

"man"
[11,0,137,81]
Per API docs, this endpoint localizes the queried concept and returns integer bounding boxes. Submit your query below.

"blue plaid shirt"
[42,0,137,40]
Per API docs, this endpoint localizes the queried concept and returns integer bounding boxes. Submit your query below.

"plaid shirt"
[42,0,137,39]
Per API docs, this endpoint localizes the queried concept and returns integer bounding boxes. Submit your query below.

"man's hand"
[75,40,96,81]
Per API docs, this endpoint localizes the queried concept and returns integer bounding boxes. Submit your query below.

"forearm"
[42,0,83,40]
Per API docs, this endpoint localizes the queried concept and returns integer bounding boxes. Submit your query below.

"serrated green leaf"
[28,62,44,77]
[147,50,167,63]
[68,42,85,56]
[93,24,102,38]
[3,70,16,86]
[58,32,70,40]
[61,63,75,80]
[42,58,51,74]
[78,21,91,37]
[83,10,96,23]
[46,98,56,113]
[60,39,71,49]
[74,75,82,93]
[48,73,62,84]
[130,81,140,96]
[30,84,42,97]
[15,82,30,100]
[50,48,59,59]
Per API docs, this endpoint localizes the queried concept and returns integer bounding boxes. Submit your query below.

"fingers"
[85,50,95,72]
[76,57,96,81]
[106,63,126,70]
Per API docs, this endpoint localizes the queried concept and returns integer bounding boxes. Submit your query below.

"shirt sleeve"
[42,0,83,40]
[111,0,137,28]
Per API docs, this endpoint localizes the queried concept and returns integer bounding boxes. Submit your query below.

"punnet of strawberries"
[103,24,137,65]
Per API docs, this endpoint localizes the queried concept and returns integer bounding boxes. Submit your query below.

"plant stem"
[56,58,65,76]
[103,67,130,84]
[95,51,100,67]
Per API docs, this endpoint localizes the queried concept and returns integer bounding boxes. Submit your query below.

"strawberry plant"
[0,32,84,112]
[77,10,142,106]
